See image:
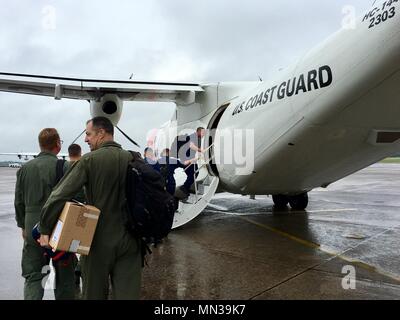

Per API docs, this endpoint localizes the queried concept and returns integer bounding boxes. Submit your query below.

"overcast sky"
[0,0,371,160]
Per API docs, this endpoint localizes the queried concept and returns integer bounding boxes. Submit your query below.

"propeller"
[71,129,86,145]
[116,126,141,149]
[69,126,141,150]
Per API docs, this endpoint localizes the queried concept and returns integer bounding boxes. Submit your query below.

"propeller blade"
[71,129,86,145]
[116,126,141,148]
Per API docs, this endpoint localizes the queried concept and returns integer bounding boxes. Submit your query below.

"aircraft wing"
[0,152,39,157]
[0,152,69,160]
[0,72,204,103]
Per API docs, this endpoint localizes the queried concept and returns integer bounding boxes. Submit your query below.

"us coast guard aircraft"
[0,0,399,228]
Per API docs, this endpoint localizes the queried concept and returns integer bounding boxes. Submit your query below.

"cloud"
[0,0,372,159]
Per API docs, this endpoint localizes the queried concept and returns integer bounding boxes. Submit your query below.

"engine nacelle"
[90,94,123,125]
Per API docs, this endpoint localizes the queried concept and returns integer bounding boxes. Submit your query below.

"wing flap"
[0,72,203,102]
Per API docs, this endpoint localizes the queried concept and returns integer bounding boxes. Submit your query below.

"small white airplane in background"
[0,0,399,228]
[8,163,22,169]
[0,152,68,161]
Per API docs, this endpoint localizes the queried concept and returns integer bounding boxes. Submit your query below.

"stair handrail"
[184,143,215,172]
[181,143,215,204]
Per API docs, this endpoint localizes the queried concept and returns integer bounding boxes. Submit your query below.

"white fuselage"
[157,1,400,196]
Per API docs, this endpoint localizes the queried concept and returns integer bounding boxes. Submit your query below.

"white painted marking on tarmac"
[223,212,246,216]
[319,227,400,282]
[218,210,247,216]
[305,208,358,213]
[206,203,229,211]
[207,208,359,216]
[242,216,400,283]
[216,211,265,216]
[342,233,366,240]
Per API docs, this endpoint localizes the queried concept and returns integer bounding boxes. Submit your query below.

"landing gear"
[272,195,289,209]
[272,193,309,210]
[288,193,308,210]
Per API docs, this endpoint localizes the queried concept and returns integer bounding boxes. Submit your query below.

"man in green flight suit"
[39,117,142,300]
[66,143,85,297]
[14,128,76,300]
[66,143,86,204]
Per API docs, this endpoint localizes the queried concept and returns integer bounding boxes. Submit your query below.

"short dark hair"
[38,128,60,151]
[144,147,153,154]
[88,117,114,136]
[68,144,82,157]
[197,127,205,132]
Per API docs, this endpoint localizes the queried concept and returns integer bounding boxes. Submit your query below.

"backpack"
[159,157,170,184]
[125,151,176,246]
[55,159,66,185]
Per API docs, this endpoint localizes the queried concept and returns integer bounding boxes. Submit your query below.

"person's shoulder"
[78,151,98,165]
[124,149,141,161]
[23,156,42,168]
[82,147,132,160]
[16,163,26,176]
[35,153,58,165]
[22,159,34,168]
[81,147,110,158]
[17,156,39,174]
[64,160,73,170]
[81,151,92,159]
[123,149,135,156]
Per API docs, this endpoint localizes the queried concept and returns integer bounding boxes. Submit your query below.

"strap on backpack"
[128,150,143,162]
[140,239,153,268]
[55,159,66,186]
[127,151,154,267]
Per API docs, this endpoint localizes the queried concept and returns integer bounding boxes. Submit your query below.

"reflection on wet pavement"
[1,164,399,300]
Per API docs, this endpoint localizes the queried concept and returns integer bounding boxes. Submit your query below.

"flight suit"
[40,141,142,300]
[65,160,86,204]
[65,160,87,298]
[14,152,76,300]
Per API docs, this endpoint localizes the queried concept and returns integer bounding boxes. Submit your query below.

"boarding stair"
[172,146,219,229]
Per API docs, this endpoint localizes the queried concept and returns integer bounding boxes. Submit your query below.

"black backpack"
[159,157,170,184]
[125,151,176,246]
[55,159,66,185]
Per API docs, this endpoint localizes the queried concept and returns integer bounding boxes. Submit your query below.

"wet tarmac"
[0,164,399,300]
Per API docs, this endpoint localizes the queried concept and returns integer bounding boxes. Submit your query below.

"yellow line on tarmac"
[239,217,321,250]
[239,216,400,283]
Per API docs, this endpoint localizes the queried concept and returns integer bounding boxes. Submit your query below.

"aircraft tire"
[272,195,289,209]
[288,193,309,210]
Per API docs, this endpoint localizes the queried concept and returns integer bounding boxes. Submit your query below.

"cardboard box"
[49,201,101,255]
